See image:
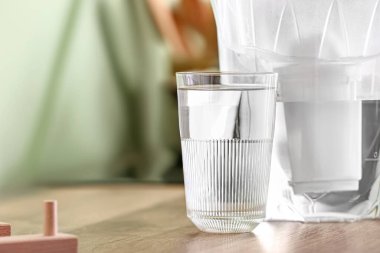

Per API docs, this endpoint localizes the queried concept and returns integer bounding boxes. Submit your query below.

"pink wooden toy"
[0,200,78,253]
[0,223,11,237]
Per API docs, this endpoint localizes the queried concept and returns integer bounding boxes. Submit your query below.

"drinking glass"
[176,72,278,233]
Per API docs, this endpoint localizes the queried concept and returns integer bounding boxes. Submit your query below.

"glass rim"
[176,71,278,89]
[176,71,277,78]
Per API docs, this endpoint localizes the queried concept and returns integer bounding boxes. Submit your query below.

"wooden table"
[0,184,379,253]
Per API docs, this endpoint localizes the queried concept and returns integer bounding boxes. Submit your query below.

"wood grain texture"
[0,184,379,253]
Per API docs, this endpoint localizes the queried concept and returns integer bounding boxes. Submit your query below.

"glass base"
[188,211,263,233]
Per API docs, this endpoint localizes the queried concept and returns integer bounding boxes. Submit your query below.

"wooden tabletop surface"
[0,184,379,253]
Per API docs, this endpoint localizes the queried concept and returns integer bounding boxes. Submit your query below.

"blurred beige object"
[147,0,191,58]
[147,0,218,72]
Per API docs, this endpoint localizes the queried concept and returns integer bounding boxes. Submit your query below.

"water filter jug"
[211,0,380,221]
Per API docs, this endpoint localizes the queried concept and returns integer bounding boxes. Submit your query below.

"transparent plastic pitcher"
[211,0,380,221]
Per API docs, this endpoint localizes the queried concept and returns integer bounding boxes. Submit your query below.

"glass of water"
[176,72,278,233]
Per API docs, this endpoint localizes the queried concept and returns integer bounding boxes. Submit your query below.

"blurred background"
[0,0,218,189]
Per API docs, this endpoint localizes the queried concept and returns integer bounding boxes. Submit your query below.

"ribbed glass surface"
[181,139,272,233]
[176,73,277,232]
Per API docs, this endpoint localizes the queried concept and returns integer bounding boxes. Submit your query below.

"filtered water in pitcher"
[211,0,380,221]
